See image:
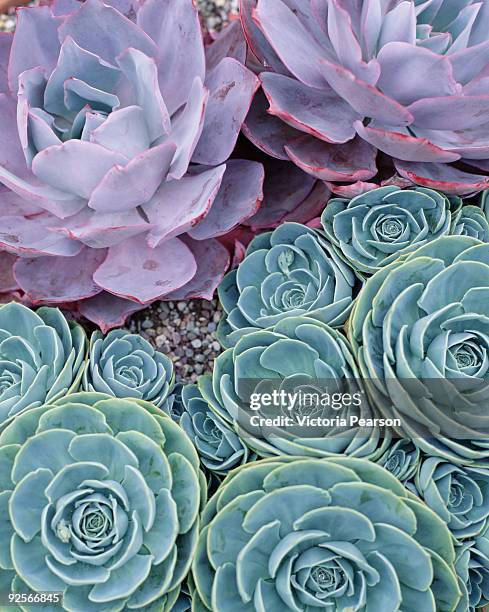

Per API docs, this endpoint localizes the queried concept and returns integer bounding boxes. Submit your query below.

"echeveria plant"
[378,439,421,484]
[242,0,489,195]
[0,0,264,329]
[321,186,453,275]
[349,235,489,466]
[0,392,202,610]
[412,457,489,540]
[204,316,390,460]
[179,382,253,477]
[83,329,174,409]
[0,302,85,426]
[217,222,359,346]
[451,205,489,242]
[192,456,461,611]
[456,528,489,611]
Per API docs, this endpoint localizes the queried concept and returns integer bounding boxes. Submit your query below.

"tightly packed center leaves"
[0,392,202,611]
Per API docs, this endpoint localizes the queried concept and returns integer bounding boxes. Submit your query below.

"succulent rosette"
[0,302,86,426]
[203,316,390,460]
[0,392,203,610]
[192,456,461,611]
[0,0,264,329]
[349,235,489,466]
[411,457,489,540]
[455,528,489,611]
[241,0,489,195]
[451,205,489,242]
[217,222,360,346]
[180,382,253,477]
[378,439,421,484]
[82,329,174,409]
[321,186,453,275]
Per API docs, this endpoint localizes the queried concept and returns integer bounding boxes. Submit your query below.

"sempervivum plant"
[83,329,174,409]
[452,205,489,242]
[0,302,85,426]
[0,0,264,330]
[0,392,202,611]
[192,456,461,611]
[411,457,489,540]
[179,382,253,477]
[203,316,390,461]
[217,222,360,346]
[321,186,453,275]
[349,235,489,466]
[377,439,421,484]
[242,0,489,195]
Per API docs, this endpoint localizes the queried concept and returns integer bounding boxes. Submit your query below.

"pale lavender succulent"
[0,0,263,329]
[242,0,489,196]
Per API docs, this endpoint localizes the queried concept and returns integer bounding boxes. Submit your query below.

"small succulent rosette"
[451,205,489,242]
[217,222,360,347]
[179,381,253,477]
[0,392,203,611]
[321,186,453,275]
[241,0,489,194]
[377,439,421,484]
[0,302,86,427]
[411,457,489,540]
[192,456,461,611]
[349,235,489,466]
[83,329,174,409]
[456,527,489,612]
[203,316,391,461]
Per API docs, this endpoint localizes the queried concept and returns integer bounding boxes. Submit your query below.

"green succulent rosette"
[377,439,421,484]
[0,303,86,427]
[451,205,489,242]
[179,382,254,477]
[455,526,489,611]
[0,392,203,611]
[83,329,174,409]
[202,316,390,461]
[349,235,489,466]
[192,456,461,611]
[217,222,359,347]
[321,186,454,276]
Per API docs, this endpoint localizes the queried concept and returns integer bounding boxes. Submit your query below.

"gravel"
[126,299,224,383]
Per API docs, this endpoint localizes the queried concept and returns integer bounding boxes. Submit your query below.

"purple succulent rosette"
[0,0,264,330]
[241,0,489,196]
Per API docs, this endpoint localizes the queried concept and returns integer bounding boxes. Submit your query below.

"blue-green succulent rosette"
[378,439,421,484]
[179,382,253,477]
[451,205,489,242]
[410,457,489,540]
[349,235,489,466]
[456,526,489,611]
[0,302,86,426]
[321,186,453,276]
[202,316,391,461]
[0,392,203,611]
[83,329,174,409]
[192,456,461,611]
[217,222,359,347]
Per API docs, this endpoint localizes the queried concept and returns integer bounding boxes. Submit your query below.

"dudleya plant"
[179,382,253,477]
[321,186,453,275]
[83,329,174,409]
[349,235,489,466]
[0,0,264,329]
[204,316,390,460]
[411,457,489,540]
[242,0,489,195]
[217,222,359,347]
[0,301,85,426]
[0,392,202,611]
[192,456,461,611]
